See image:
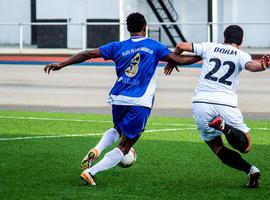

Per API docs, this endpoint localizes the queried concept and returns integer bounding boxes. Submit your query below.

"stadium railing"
[0,22,269,53]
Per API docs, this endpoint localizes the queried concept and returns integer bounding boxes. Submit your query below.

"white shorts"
[192,102,250,141]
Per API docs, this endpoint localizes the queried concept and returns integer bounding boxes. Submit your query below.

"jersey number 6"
[205,58,236,86]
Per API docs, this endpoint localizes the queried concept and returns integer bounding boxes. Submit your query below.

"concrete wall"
[86,0,119,19]
[37,0,68,19]
[0,0,270,47]
[173,0,208,42]
[37,0,119,20]
[124,0,208,45]
[217,0,270,47]
[0,0,31,44]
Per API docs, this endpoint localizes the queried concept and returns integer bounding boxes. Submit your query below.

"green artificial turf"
[0,110,269,200]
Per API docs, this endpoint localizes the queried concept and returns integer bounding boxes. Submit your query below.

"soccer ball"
[118,147,136,168]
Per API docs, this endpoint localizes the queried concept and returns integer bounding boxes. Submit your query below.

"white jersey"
[192,42,252,107]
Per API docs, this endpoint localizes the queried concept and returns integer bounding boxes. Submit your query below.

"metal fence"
[0,22,270,53]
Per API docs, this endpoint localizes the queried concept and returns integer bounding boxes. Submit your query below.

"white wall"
[120,0,208,45]
[37,0,68,19]
[214,0,270,47]
[0,0,270,47]
[174,0,208,42]
[37,0,119,20]
[36,0,119,48]
[120,0,150,40]
[86,0,119,19]
[0,0,31,44]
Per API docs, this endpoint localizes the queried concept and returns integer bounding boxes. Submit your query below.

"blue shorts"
[112,105,151,139]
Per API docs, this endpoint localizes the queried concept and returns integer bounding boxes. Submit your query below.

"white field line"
[0,116,269,141]
[0,115,196,127]
[1,116,269,129]
[0,133,104,141]
[253,127,270,131]
[145,128,196,132]
[0,128,196,141]
[0,116,112,123]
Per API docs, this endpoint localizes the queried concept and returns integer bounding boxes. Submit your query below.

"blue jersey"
[99,36,171,108]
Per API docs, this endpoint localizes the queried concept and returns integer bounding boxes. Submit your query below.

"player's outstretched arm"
[245,55,270,72]
[44,49,101,74]
[163,53,202,75]
[163,42,197,75]
[174,42,194,54]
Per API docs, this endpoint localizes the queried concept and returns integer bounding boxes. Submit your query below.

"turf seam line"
[0,128,196,141]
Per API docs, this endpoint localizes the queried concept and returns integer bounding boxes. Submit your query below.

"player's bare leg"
[117,134,140,154]
[206,136,260,188]
[80,134,139,185]
[81,127,121,170]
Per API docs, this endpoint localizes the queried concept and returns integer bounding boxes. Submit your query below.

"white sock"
[88,147,123,176]
[94,128,120,156]
[248,166,260,176]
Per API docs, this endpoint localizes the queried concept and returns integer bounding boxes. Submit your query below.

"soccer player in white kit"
[165,25,269,188]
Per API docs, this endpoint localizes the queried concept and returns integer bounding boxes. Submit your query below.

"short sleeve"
[193,42,208,56]
[158,43,171,59]
[239,52,252,70]
[99,42,119,60]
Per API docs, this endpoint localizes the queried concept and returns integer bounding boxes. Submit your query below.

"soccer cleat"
[81,148,99,170]
[209,116,225,131]
[247,166,261,188]
[80,170,96,186]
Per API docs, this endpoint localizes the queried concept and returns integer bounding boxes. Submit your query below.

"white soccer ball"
[118,147,137,168]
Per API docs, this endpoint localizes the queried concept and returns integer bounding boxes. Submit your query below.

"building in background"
[0,0,269,49]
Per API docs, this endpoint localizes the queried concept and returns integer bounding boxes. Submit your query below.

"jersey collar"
[130,36,147,42]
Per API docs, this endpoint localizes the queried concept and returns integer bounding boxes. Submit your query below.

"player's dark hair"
[224,25,243,45]
[126,12,146,33]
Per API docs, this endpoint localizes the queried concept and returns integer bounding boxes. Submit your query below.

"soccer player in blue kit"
[44,12,201,185]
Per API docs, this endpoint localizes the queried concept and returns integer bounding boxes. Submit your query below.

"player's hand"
[44,63,63,74]
[261,55,270,70]
[164,63,180,75]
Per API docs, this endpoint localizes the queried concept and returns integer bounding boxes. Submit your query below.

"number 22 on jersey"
[205,58,236,86]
